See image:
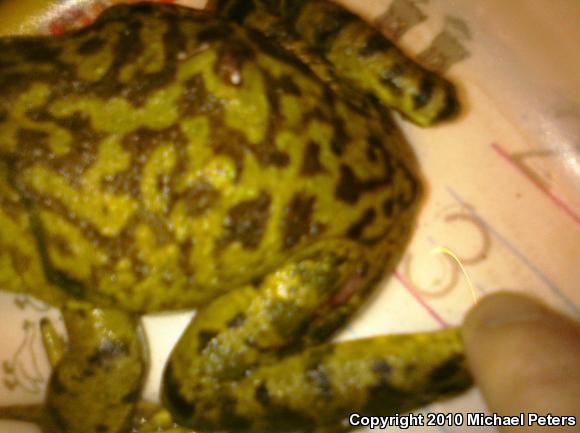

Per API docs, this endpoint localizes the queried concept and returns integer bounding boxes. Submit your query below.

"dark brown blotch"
[335,165,360,204]
[372,359,392,379]
[197,24,231,43]
[359,33,393,57]
[18,38,62,63]
[218,0,257,21]
[413,75,434,109]
[252,143,290,168]
[47,404,68,433]
[249,71,292,169]
[8,248,32,274]
[180,179,220,216]
[178,74,215,117]
[218,191,271,250]
[95,424,109,433]
[82,367,96,378]
[335,136,394,204]
[261,70,303,123]
[255,382,270,406]
[362,380,409,414]
[366,134,384,163]
[215,40,255,86]
[347,208,376,241]
[244,28,313,77]
[382,196,396,217]
[48,233,74,257]
[16,128,51,161]
[274,74,302,96]
[429,354,463,386]
[307,8,355,52]
[43,266,87,299]
[122,388,141,403]
[209,121,249,178]
[280,193,325,250]
[435,81,459,121]
[87,339,130,366]
[226,312,246,328]
[49,373,68,395]
[304,364,332,399]
[197,329,219,353]
[77,36,106,55]
[396,164,420,209]
[329,121,349,155]
[300,141,326,176]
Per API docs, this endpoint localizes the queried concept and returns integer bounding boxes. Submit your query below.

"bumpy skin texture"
[0,2,470,432]
[216,0,458,126]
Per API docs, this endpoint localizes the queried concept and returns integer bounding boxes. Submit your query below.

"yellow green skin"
[216,0,458,126]
[0,2,470,432]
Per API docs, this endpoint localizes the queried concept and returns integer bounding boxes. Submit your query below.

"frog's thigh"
[46,302,147,433]
[162,242,471,432]
[163,241,367,429]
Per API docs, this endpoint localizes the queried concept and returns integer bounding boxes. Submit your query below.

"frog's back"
[0,3,421,312]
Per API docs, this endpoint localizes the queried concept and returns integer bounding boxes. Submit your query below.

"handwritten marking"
[375,0,428,41]
[447,186,579,316]
[2,320,45,393]
[491,142,580,225]
[403,250,458,297]
[394,270,448,328]
[417,16,472,73]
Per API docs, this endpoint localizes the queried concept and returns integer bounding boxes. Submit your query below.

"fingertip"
[463,292,548,340]
[462,292,580,421]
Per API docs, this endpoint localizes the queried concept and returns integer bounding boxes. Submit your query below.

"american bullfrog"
[0,1,470,432]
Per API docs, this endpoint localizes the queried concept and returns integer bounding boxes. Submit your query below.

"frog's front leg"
[216,0,458,126]
[42,302,147,433]
[163,242,471,432]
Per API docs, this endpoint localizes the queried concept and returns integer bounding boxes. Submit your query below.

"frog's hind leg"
[215,0,458,126]
[163,243,471,432]
[0,303,148,433]
[43,302,147,433]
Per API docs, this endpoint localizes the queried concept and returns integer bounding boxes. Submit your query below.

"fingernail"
[465,292,548,330]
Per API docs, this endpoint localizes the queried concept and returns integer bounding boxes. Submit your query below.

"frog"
[0,1,471,432]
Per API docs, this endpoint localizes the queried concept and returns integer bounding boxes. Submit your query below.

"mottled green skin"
[216,0,458,127]
[0,2,470,433]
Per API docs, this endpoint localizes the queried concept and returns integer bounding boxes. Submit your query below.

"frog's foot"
[162,244,472,432]
[216,0,458,126]
[42,302,148,433]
